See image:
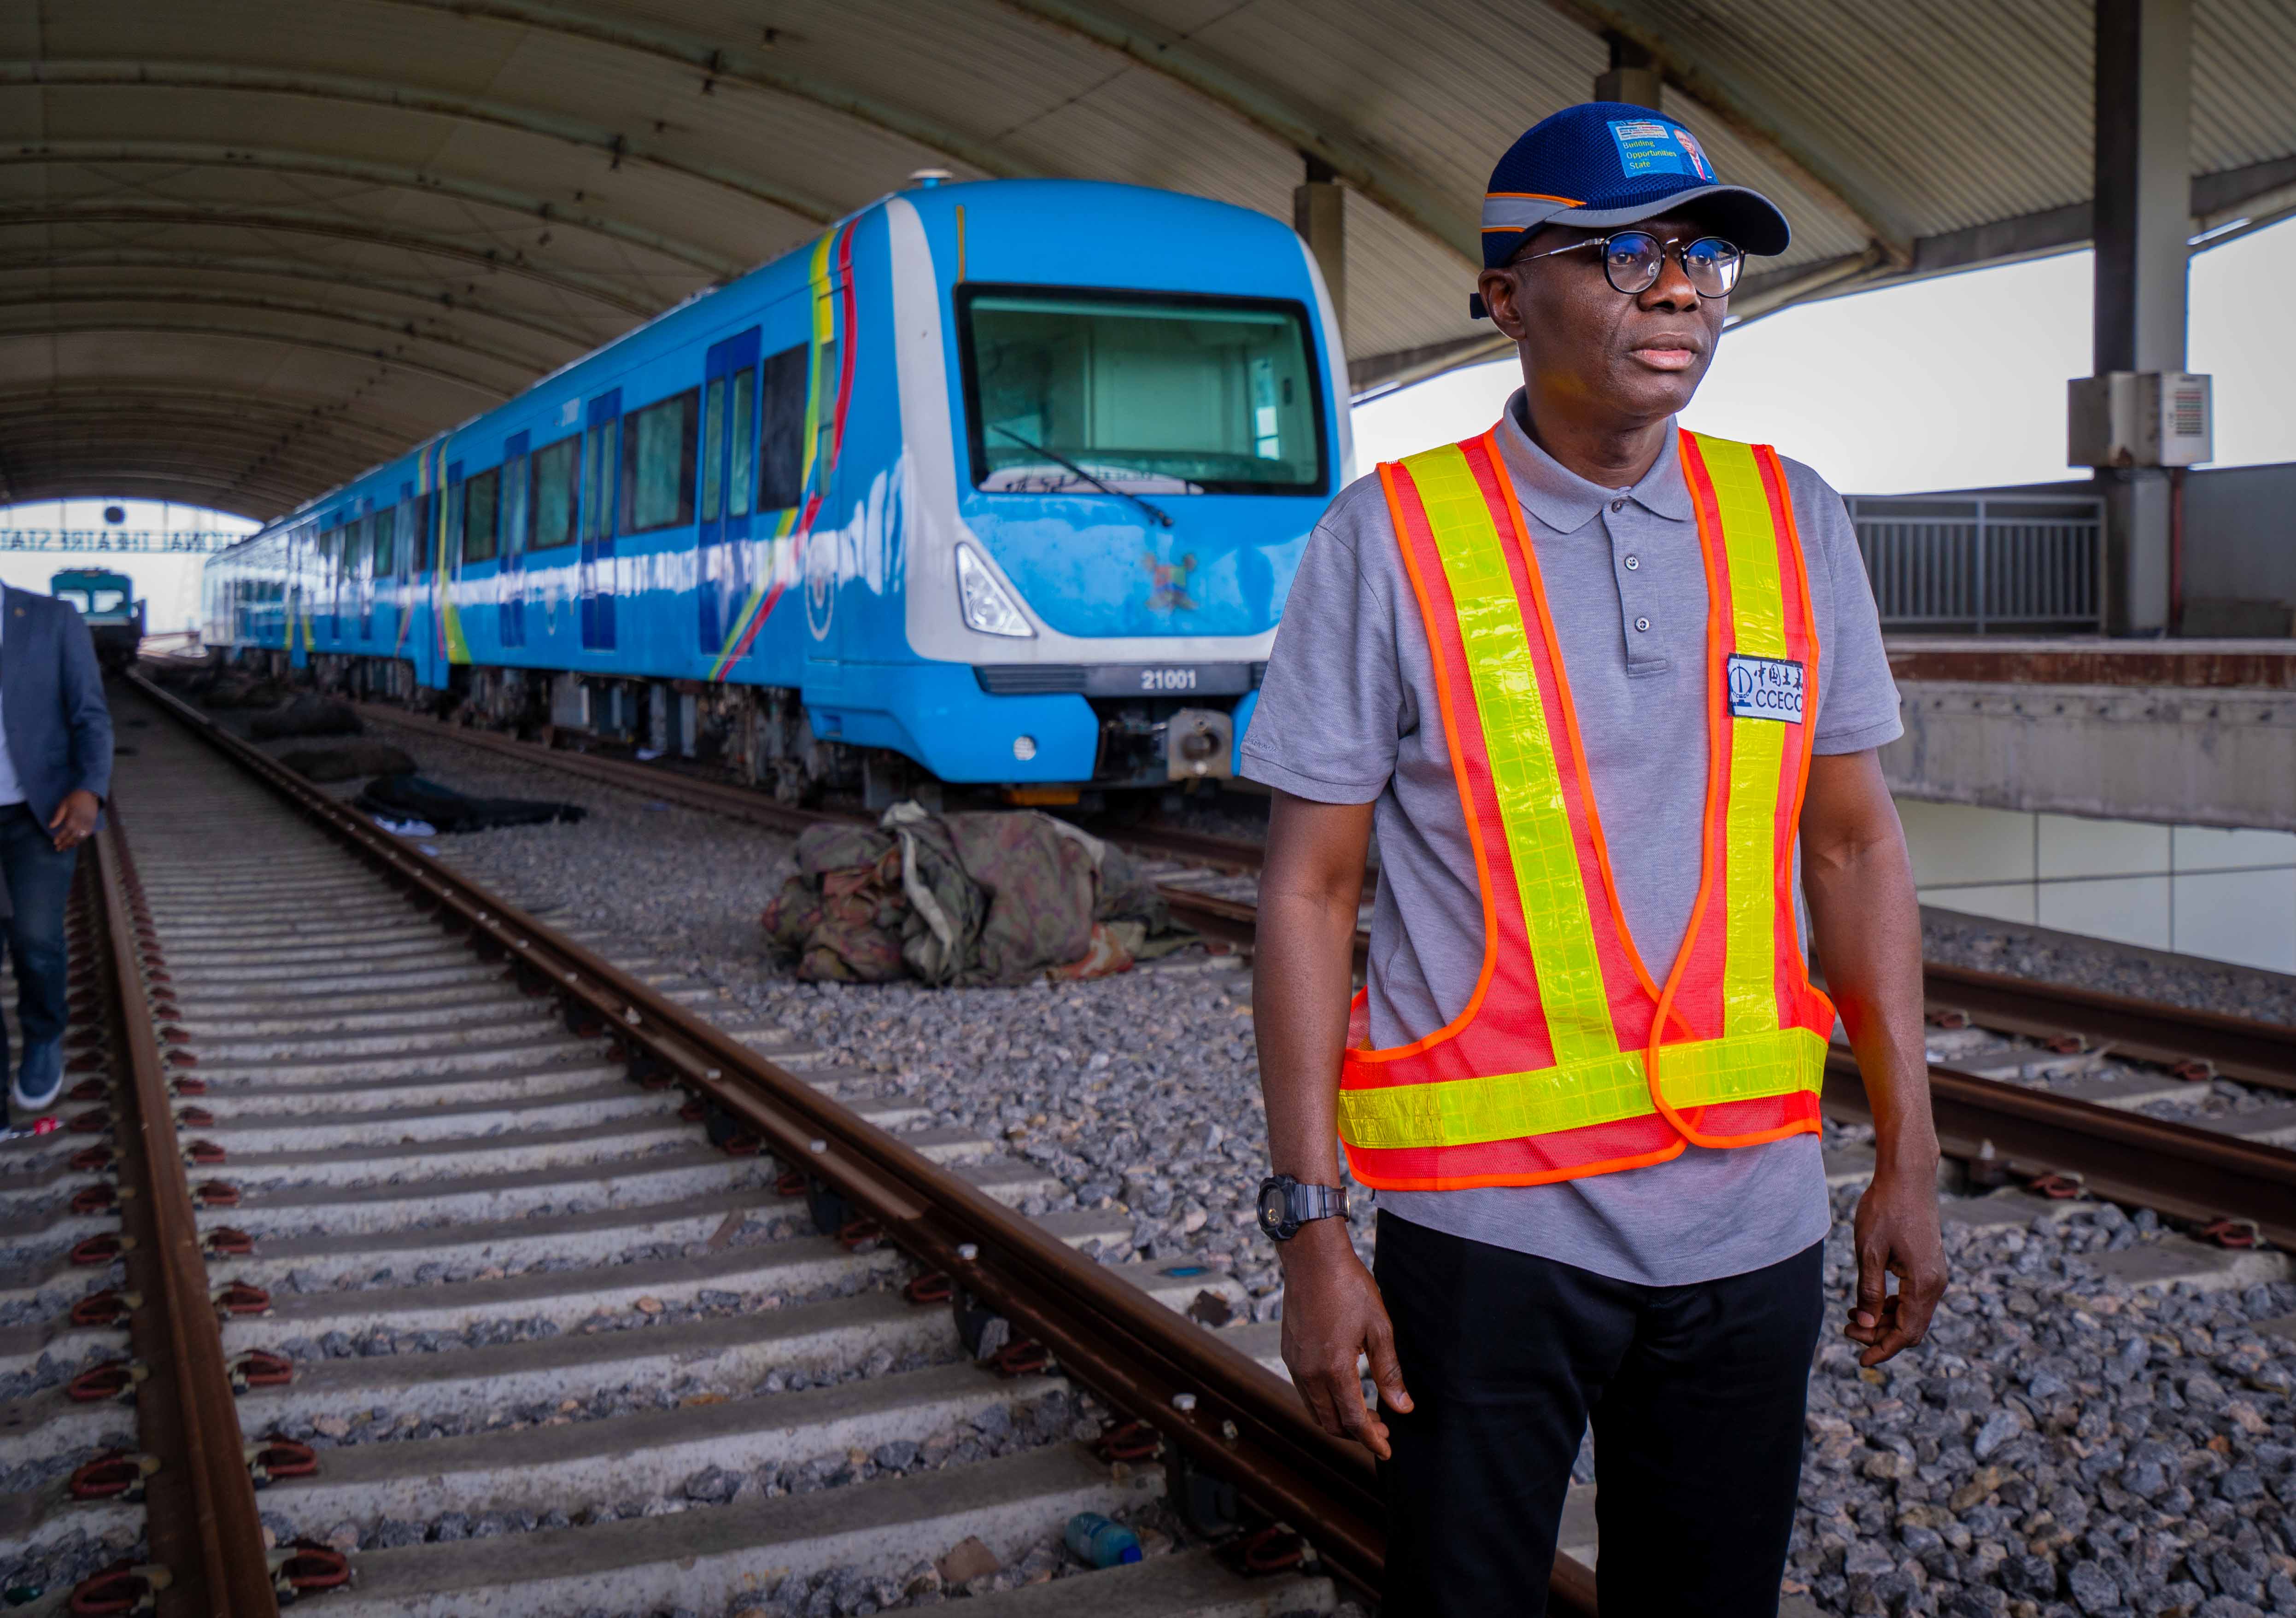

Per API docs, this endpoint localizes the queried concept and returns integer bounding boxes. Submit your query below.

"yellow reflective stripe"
[1692,434,1790,1039]
[1338,1026,1825,1149]
[1403,444,1615,1066]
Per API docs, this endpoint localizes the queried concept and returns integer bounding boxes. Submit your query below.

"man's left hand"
[48,789,99,852]
[1845,1159,1948,1366]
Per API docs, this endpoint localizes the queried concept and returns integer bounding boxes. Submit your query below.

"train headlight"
[955,544,1034,638]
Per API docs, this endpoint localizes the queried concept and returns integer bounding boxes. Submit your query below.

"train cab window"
[728,365,757,516]
[530,435,579,549]
[462,467,501,564]
[757,343,808,511]
[620,389,698,532]
[958,287,1325,496]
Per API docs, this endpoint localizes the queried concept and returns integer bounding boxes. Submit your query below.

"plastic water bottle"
[1065,1512,1143,1568]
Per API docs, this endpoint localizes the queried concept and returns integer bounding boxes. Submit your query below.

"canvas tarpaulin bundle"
[761,804,1191,985]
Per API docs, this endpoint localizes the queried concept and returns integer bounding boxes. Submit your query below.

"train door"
[697,329,761,659]
[579,388,621,652]
[500,431,529,649]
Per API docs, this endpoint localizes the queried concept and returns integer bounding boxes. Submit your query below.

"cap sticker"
[1608,118,1716,183]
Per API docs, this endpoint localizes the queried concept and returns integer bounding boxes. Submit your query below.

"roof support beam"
[0,382,436,444]
[4,456,317,502]
[0,202,658,315]
[0,322,515,399]
[1,440,375,493]
[0,142,747,278]
[0,251,600,349]
[0,61,842,225]
[0,483,283,520]
[0,289,558,375]
[1538,1,1915,262]
[991,0,1482,267]
[374,0,1034,181]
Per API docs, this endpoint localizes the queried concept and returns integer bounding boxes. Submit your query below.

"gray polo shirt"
[1242,390,1902,1286]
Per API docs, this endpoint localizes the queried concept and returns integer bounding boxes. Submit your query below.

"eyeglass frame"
[1514,229,1744,298]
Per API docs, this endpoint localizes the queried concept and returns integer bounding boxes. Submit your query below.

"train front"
[867,180,1348,798]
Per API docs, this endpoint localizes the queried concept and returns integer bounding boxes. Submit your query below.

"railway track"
[0,673,1575,1615]
[329,695,2296,1260]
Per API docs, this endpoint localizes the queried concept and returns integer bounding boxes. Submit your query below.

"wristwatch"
[1257,1174,1349,1242]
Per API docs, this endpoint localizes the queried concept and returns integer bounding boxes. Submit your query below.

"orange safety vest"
[1337,426,1835,1192]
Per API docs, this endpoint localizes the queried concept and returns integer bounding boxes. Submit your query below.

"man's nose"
[1641,255,1702,311]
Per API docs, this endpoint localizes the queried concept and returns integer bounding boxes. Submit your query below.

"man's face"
[1477,214,1728,426]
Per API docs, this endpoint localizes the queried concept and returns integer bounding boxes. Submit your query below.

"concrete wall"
[1898,798,2296,973]
[1885,678,2296,832]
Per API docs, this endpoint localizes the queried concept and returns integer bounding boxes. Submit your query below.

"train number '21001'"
[1139,667,1198,692]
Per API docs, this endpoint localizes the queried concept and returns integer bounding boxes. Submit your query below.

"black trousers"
[1374,1212,1824,1618]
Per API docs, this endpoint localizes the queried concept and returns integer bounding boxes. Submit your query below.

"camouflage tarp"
[761,804,1191,985]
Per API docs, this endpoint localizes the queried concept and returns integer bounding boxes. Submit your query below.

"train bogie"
[204,178,1347,796]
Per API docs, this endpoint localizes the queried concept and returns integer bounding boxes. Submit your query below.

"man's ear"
[1478,267,1528,342]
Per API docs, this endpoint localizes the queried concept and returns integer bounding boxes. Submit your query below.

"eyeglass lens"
[1603,232,1743,298]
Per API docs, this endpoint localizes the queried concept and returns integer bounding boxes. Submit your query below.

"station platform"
[1881,636,2296,834]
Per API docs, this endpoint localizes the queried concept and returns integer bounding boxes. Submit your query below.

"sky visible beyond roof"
[1353,216,2292,496]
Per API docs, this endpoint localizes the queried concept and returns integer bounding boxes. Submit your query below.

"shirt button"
[1610,498,1626,513]
[1634,616,1651,632]
[1623,555,1640,571]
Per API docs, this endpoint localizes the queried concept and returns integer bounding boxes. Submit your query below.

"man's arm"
[57,609,113,804]
[1800,748,1947,1364]
[1254,788,1412,1457]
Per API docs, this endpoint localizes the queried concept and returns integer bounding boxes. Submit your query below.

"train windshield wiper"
[991,426,1174,528]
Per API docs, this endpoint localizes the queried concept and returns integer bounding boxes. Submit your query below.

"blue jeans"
[0,804,79,1085]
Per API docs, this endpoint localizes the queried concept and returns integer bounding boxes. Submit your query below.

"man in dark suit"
[0,585,114,1128]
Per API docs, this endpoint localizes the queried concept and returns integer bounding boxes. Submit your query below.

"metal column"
[1293,154,1345,340]
[2090,0,2192,635]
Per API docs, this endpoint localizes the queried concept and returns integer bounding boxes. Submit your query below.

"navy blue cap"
[1480,102,1791,273]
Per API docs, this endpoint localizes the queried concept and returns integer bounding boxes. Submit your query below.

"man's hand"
[1279,1218,1412,1459]
[1845,1160,1949,1365]
[48,789,99,853]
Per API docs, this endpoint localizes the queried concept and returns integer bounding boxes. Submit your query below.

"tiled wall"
[1895,800,2296,974]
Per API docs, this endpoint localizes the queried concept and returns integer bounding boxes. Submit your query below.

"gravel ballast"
[248,719,2296,1617]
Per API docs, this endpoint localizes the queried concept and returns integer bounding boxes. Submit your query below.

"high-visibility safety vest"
[1336,427,1836,1191]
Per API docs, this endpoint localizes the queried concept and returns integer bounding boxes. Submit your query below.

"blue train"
[202,177,1349,803]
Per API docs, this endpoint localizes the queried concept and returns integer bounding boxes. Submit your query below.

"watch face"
[1258,1183,1289,1236]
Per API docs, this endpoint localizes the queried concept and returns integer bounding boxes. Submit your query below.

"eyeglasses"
[1520,230,1743,299]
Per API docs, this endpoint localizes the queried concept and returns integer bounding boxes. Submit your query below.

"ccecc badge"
[1725,653,1806,724]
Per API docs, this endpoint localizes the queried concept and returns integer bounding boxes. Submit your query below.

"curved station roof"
[4,0,2294,517]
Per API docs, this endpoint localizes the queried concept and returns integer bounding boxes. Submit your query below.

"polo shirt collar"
[1492,388,1694,531]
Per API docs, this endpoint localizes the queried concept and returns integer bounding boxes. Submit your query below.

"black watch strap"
[1258,1174,1350,1241]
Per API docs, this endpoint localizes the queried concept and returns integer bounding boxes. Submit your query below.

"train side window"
[411,493,434,573]
[757,343,808,511]
[529,435,579,549]
[728,365,757,516]
[582,420,616,543]
[374,503,397,577]
[620,388,698,533]
[462,467,501,564]
[346,518,369,579]
[700,377,726,522]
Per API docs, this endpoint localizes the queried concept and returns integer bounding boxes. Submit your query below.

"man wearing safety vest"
[1245,103,1947,1616]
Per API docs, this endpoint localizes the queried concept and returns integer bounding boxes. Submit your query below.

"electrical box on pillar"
[2068,372,2214,467]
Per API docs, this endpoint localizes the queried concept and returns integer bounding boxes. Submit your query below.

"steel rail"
[130,673,1601,1613]
[1919,961,2296,1092]
[1823,1050,2296,1249]
[92,807,280,1614]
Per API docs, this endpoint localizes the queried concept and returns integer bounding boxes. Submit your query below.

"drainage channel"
[0,673,1529,1615]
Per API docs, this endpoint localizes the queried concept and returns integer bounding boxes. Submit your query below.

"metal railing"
[1847,494,2104,631]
